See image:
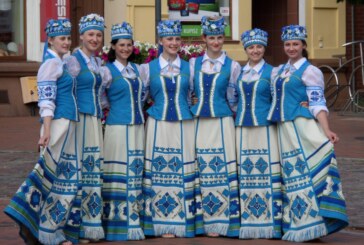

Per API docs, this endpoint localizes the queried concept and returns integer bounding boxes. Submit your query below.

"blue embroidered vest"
[235,64,273,126]
[105,62,144,125]
[73,50,102,118]
[267,61,314,122]
[147,58,193,121]
[42,54,78,121]
[190,56,233,117]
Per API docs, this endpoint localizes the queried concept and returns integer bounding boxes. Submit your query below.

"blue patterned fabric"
[79,13,105,34]
[147,58,193,121]
[102,125,145,240]
[277,117,348,242]
[77,114,104,240]
[45,19,71,37]
[111,22,133,40]
[190,56,233,117]
[201,16,226,36]
[73,50,103,118]
[105,62,144,125]
[241,28,268,48]
[157,20,182,37]
[235,63,273,126]
[268,61,314,122]
[143,118,198,237]
[194,117,240,237]
[4,120,82,244]
[281,25,307,41]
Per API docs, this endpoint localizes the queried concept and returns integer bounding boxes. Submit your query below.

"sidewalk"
[0,112,364,244]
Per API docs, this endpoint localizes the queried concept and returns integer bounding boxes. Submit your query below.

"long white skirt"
[143,117,198,237]
[236,124,282,239]
[102,124,145,240]
[5,118,81,244]
[76,113,104,240]
[278,117,348,242]
[194,117,239,237]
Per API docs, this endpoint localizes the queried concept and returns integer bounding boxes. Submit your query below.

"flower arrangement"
[99,41,205,64]
[132,41,158,64]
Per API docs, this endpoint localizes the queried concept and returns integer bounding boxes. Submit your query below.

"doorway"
[252,0,298,66]
[70,0,104,50]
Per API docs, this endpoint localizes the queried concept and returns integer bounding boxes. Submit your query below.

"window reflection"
[0,0,24,57]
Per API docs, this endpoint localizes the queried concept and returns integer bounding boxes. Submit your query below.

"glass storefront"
[0,0,25,59]
[167,0,231,38]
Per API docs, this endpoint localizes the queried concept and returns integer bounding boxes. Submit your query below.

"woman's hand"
[316,111,339,144]
[192,96,199,105]
[39,116,52,147]
[324,129,339,144]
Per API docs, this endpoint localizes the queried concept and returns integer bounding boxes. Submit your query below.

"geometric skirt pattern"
[143,117,198,237]
[4,119,80,244]
[236,124,282,239]
[76,113,104,240]
[194,117,240,237]
[102,124,145,240]
[278,117,348,242]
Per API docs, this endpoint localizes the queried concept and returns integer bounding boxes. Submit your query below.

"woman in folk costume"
[65,13,105,242]
[101,22,145,241]
[236,28,282,239]
[268,25,348,242]
[189,16,240,237]
[140,20,197,238]
[4,19,78,245]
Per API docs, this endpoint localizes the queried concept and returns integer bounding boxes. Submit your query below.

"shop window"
[167,0,232,41]
[0,0,25,60]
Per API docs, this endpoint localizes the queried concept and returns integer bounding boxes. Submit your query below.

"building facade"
[0,0,353,116]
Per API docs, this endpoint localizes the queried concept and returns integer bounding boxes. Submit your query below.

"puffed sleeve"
[139,63,150,103]
[226,60,241,112]
[37,58,63,118]
[64,55,81,78]
[187,58,197,106]
[100,65,113,109]
[302,65,329,117]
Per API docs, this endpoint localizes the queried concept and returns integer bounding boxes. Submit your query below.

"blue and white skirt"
[236,124,282,239]
[278,117,348,242]
[4,118,81,244]
[76,113,104,240]
[143,117,197,237]
[102,124,145,240]
[194,117,240,237]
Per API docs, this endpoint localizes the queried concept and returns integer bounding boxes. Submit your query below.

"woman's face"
[112,38,133,62]
[80,29,103,54]
[245,44,265,65]
[203,34,224,53]
[160,36,181,56]
[49,35,71,57]
[284,40,306,62]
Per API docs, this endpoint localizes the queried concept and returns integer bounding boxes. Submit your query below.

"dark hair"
[301,40,309,59]
[107,39,136,63]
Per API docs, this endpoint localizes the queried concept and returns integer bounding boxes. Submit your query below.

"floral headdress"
[241,28,268,49]
[281,25,307,41]
[111,22,133,40]
[157,20,182,37]
[201,16,226,36]
[45,19,71,37]
[79,13,105,34]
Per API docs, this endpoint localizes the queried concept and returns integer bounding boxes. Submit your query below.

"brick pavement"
[0,112,364,244]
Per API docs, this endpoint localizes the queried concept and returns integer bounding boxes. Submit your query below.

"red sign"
[40,0,70,40]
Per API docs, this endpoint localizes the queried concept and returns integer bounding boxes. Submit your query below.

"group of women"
[4,13,348,245]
